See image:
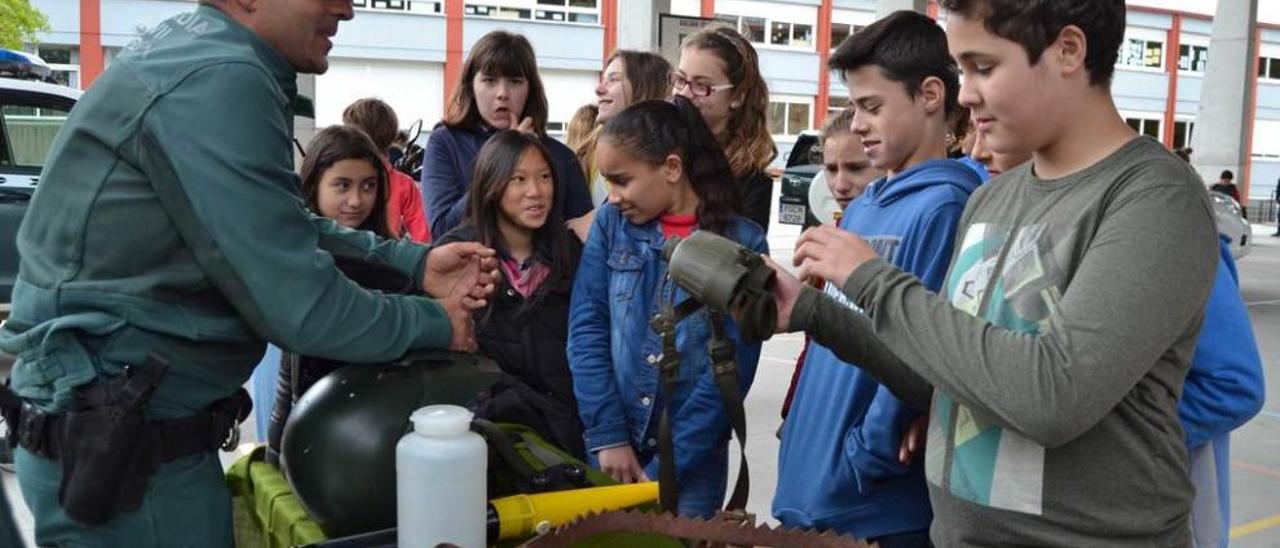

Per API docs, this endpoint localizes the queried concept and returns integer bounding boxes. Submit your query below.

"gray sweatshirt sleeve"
[793,183,1218,448]
[792,287,934,410]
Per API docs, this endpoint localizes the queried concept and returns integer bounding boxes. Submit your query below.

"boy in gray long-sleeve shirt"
[769,1,1220,545]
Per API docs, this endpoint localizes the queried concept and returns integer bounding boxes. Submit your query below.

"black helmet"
[280,351,502,536]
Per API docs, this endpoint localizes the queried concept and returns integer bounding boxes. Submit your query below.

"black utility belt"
[12,388,251,463]
[0,356,251,526]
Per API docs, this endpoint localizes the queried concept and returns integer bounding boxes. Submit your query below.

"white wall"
[1253,119,1280,157]
[669,0,701,16]
[831,7,876,27]
[315,58,445,130]
[541,69,601,126]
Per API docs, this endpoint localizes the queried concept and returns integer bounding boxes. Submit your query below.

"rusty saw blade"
[520,509,868,547]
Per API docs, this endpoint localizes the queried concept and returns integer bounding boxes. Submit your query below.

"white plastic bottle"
[397,405,487,548]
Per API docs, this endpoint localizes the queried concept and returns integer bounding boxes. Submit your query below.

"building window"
[353,0,442,13]
[1125,117,1161,139]
[741,16,767,43]
[770,21,791,46]
[466,1,597,23]
[1119,37,1163,69]
[32,45,79,89]
[716,13,813,50]
[769,100,812,136]
[1178,44,1208,72]
[1173,120,1195,148]
[497,7,531,19]
[1259,56,1280,80]
[103,47,123,69]
[831,23,851,50]
[768,21,813,48]
[829,23,865,50]
[791,23,813,49]
[826,96,850,121]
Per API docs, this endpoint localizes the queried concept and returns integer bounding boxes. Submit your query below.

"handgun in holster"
[54,356,170,525]
[7,356,251,526]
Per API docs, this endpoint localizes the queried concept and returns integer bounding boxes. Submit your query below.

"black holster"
[56,357,168,525]
[8,357,252,526]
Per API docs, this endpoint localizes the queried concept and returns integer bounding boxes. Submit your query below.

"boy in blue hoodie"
[1182,237,1265,548]
[773,11,980,546]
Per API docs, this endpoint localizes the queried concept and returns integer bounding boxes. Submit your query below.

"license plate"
[779,203,807,225]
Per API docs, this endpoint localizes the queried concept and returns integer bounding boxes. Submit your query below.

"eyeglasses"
[669,72,734,98]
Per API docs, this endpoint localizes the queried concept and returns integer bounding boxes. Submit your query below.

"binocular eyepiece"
[662,231,777,343]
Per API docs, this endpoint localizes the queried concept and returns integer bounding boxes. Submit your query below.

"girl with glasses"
[675,26,777,235]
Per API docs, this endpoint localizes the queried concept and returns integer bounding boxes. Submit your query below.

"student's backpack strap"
[649,306,683,515]
[650,298,750,515]
[708,311,749,512]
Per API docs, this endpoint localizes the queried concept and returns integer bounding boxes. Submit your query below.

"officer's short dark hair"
[1221,170,1234,181]
[940,0,1126,87]
[828,11,960,117]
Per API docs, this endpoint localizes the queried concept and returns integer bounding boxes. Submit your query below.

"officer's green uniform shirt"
[0,5,452,419]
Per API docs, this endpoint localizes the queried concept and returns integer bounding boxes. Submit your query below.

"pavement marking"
[1260,410,1280,421]
[1232,459,1280,481]
[1231,512,1280,540]
[1245,298,1280,307]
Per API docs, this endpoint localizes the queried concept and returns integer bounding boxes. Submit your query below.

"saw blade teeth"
[523,508,869,547]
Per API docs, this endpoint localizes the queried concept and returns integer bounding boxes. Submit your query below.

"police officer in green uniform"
[0,1,498,546]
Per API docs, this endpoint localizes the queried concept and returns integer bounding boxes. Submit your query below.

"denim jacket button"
[641,396,651,406]
[646,354,659,365]
[647,438,658,448]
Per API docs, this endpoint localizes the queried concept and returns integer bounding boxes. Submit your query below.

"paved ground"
[1219,223,1280,547]
[4,206,1280,546]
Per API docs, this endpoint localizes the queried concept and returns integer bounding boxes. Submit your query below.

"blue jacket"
[567,203,767,482]
[1179,237,1265,547]
[774,159,981,538]
[421,125,593,238]
[956,155,990,183]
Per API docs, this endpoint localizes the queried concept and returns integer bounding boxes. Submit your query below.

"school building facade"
[24,0,1280,206]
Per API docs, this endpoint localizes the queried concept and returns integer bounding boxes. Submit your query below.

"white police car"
[1,49,82,319]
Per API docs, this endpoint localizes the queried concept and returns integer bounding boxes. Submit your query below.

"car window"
[0,120,10,168]
[1,101,70,169]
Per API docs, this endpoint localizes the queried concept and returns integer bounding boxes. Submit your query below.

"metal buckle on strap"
[215,389,251,452]
[220,423,241,452]
[709,341,736,372]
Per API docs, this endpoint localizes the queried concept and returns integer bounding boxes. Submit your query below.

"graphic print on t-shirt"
[929,221,1075,516]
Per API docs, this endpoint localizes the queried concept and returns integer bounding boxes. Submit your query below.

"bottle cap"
[410,405,474,437]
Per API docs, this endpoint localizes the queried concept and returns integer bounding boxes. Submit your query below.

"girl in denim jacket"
[567,97,768,518]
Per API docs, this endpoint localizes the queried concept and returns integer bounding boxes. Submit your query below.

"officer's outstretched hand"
[441,297,478,353]
[423,242,499,309]
[794,225,878,286]
[761,256,802,334]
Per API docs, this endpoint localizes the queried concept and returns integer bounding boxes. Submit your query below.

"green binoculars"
[662,231,777,343]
